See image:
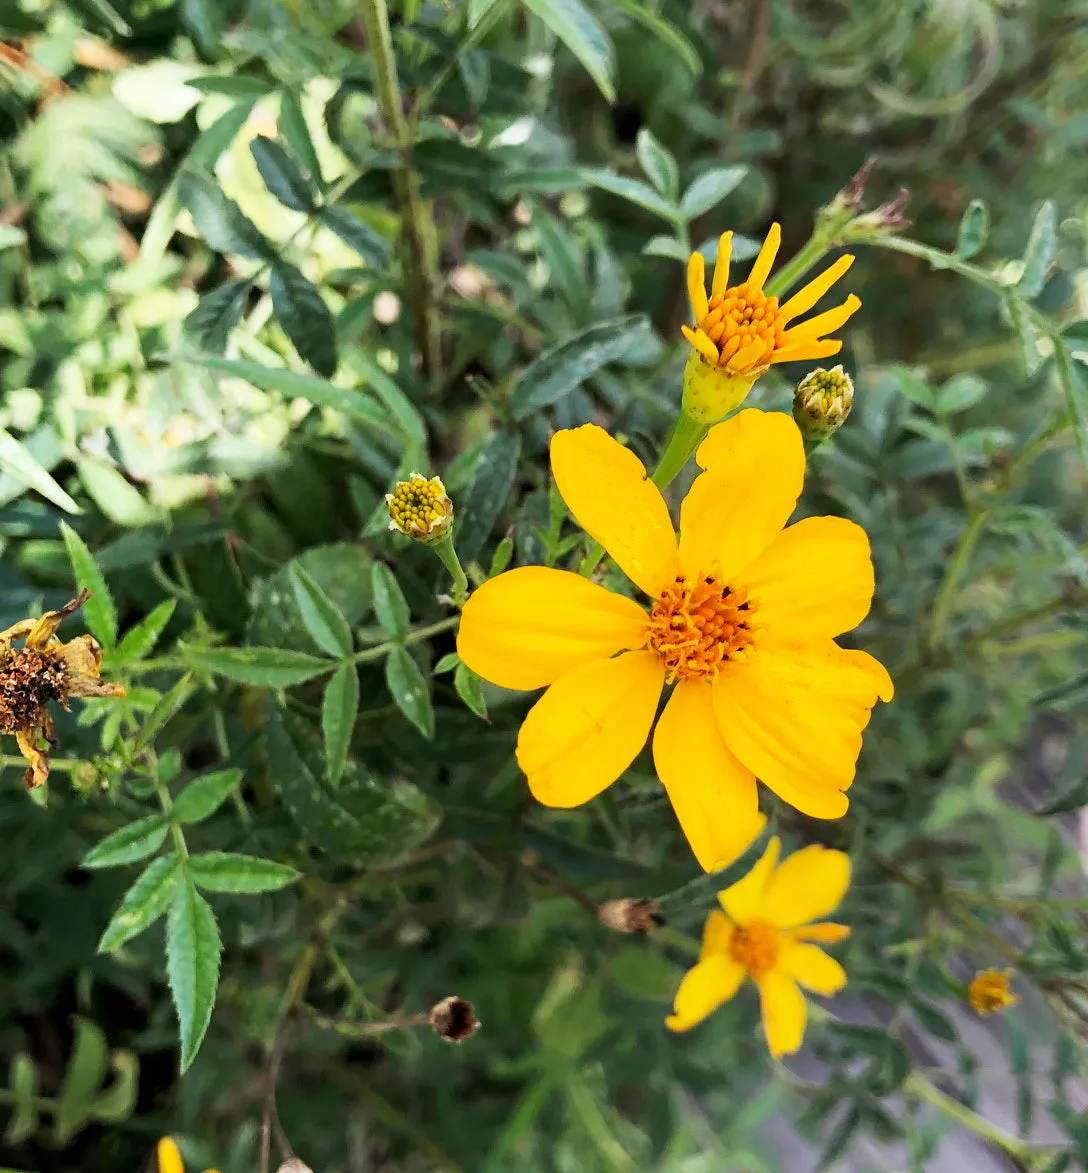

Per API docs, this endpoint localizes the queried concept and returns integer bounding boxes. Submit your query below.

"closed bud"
[793,365,854,448]
[428,996,480,1043]
[597,897,664,935]
[276,1161,314,1173]
[386,473,454,543]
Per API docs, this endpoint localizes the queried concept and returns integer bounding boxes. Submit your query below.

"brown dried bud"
[597,898,664,935]
[428,996,480,1043]
[841,158,876,213]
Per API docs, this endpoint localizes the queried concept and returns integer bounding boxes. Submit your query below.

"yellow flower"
[456,409,892,871]
[967,968,1018,1015]
[386,472,454,541]
[666,836,851,1058]
[157,1137,220,1173]
[681,225,860,424]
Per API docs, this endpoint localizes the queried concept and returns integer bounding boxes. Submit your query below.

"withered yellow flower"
[667,836,851,1058]
[456,409,892,872]
[967,968,1018,1015]
[0,591,126,789]
[682,224,860,424]
[386,473,453,542]
[157,1137,220,1173]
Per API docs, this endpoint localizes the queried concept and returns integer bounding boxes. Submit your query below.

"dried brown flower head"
[597,898,664,935]
[0,591,126,789]
[428,996,480,1043]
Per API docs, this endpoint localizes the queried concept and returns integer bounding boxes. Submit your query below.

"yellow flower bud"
[967,968,1018,1016]
[386,473,453,543]
[793,365,854,446]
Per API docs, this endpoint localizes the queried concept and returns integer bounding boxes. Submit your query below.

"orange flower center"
[647,575,755,683]
[730,920,780,979]
[699,284,788,372]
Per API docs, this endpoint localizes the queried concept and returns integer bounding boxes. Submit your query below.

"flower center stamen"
[386,473,453,539]
[730,921,780,979]
[647,575,755,683]
[699,283,789,373]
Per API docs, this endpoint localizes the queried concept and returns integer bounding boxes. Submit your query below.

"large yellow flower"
[667,836,851,1058]
[157,1137,219,1173]
[456,409,892,872]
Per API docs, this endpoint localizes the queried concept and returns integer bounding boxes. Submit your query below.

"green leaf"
[911,1000,958,1043]
[523,0,615,102]
[134,675,195,753]
[679,166,747,220]
[955,198,989,259]
[166,877,222,1072]
[1054,343,1088,464]
[642,234,688,261]
[603,0,700,73]
[289,564,354,657]
[386,647,435,738]
[277,87,324,191]
[87,1051,138,1124]
[0,427,80,514]
[250,136,315,212]
[98,854,182,953]
[533,206,585,312]
[935,374,987,415]
[188,851,299,893]
[582,169,676,220]
[456,431,522,562]
[171,768,243,825]
[179,646,335,687]
[53,1017,109,1145]
[182,280,253,353]
[509,315,652,419]
[76,458,159,527]
[371,563,410,641]
[1018,199,1057,299]
[318,205,390,269]
[4,1055,39,1144]
[187,76,276,98]
[83,815,169,869]
[635,129,678,199]
[110,599,177,667]
[468,0,503,25]
[322,662,359,786]
[60,522,117,649]
[454,661,488,720]
[177,169,271,260]
[354,353,426,449]
[270,261,338,377]
[1004,294,1043,378]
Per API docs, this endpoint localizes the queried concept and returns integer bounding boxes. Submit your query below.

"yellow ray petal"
[779,941,847,995]
[679,410,804,583]
[457,567,649,692]
[711,230,734,299]
[729,339,770,374]
[739,516,876,639]
[779,254,854,321]
[517,650,663,808]
[701,908,735,957]
[652,679,764,873]
[550,424,680,597]
[665,954,746,1032]
[682,324,720,364]
[757,971,807,1058]
[157,1139,185,1173]
[769,339,843,365]
[759,844,851,928]
[687,250,709,322]
[747,222,781,293]
[781,294,861,344]
[792,922,851,944]
[718,836,780,923]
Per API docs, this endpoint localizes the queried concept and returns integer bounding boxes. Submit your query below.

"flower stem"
[928,509,987,648]
[431,534,470,605]
[764,233,831,298]
[652,409,709,490]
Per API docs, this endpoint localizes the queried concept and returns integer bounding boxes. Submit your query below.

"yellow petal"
[713,639,893,818]
[457,567,649,692]
[550,425,680,597]
[157,1139,184,1173]
[781,294,861,343]
[739,517,876,639]
[682,324,720,364]
[652,679,764,872]
[701,908,735,957]
[759,844,851,928]
[718,836,780,922]
[757,971,807,1058]
[687,250,709,322]
[516,650,663,808]
[779,941,847,995]
[711,231,734,299]
[680,410,804,582]
[768,338,843,365]
[665,955,746,1032]
[779,254,855,322]
[792,922,851,944]
[747,221,781,293]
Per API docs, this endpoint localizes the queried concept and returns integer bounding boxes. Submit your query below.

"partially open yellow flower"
[967,968,1018,1015]
[157,1137,220,1173]
[666,836,851,1058]
[456,409,892,871]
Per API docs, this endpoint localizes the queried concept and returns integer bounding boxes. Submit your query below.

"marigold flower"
[0,591,126,789]
[157,1137,220,1173]
[386,472,453,541]
[967,968,1018,1016]
[666,836,851,1057]
[456,409,892,871]
[681,224,860,424]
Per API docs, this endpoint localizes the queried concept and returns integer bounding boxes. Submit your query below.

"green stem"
[764,233,832,298]
[351,616,460,664]
[153,773,189,861]
[928,510,987,648]
[652,409,709,491]
[359,0,443,385]
[431,534,470,605]
[0,754,80,772]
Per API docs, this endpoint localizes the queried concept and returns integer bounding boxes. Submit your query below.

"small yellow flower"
[0,591,125,789]
[666,836,851,1058]
[157,1137,220,1173]
[681,224,860,424]
[456,409,892,872]
[794,365,855,444]
[967,968,1019,1015]
[386,473,453,541]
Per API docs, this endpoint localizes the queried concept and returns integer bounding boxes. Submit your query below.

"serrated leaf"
[179,646,335,687]
[523,0,615,102]
[371,563,410,640]
[182,280,252,353]
[188,851,298,893]
[177,169,271,260]
[60,522,117,649]
[133,674,195,753]
[582,169,676,220]
[386,647,435,738]
[1018,200,1057,299]
[318,205,390,269]
[955,198,989,259]
[98,854,182,953]
[456,432,522,562]
[454,661,488,720]
[53,1017,109,1145]
[109,599,177,667]
[166,877,222,1072]
[171,769,243,825]
[678,166,747,220]
[83,815,169,869]
[0,427,80,514]
[250,136,314,212]
[289,564,354,657]
[4,1055,38,1144]
[270,261,338,377]
[509,314,651,419]
[322,663,359,786]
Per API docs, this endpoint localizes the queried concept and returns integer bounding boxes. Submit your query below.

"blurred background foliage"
[1,0,1088,1170]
